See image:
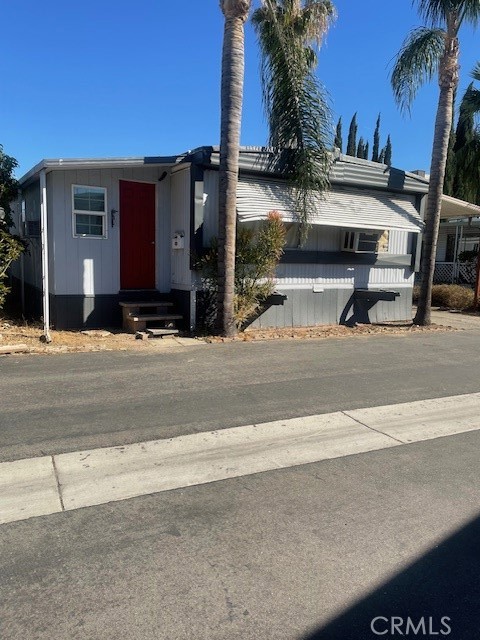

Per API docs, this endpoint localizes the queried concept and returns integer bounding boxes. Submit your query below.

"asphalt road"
[1,330,480,462]
[1,430,479,640]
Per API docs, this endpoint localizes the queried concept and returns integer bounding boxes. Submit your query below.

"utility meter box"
[172,232,185,249]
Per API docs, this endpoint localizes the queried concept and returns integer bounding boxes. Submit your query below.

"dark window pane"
[75,214,104,236]
[73,186,105,212]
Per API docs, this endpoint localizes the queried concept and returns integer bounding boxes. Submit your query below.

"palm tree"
[252,0,336,244]
[391,0,480,326]
[217,0,252,337]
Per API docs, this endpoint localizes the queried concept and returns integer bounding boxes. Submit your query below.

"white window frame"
[342,229,386,254]
[72,185,108,239]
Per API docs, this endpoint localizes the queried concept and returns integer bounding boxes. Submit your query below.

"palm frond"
[459,81,480,121]
[416,0,450,25]
[458,0,480,27]
[252,0,335,242]
[416,0,480,28]
[301,0,337,46]
[471,61,480,82]
[454,134,480,201]
[391,27,445,113]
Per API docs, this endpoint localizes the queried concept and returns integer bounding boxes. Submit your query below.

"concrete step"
[146,328,180,338]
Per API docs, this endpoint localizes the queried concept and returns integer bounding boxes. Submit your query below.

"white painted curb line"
[0,456,62,524]
[1,392,479,525]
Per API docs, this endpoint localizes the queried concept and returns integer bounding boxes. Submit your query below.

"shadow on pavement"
[302,514,480,640]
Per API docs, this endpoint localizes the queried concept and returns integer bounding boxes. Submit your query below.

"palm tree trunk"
[217,1,250,337]
[414,24,459,326]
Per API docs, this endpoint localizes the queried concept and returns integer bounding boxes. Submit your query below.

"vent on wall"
[26,220,40,237]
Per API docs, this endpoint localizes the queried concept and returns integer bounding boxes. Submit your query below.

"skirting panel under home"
[51,295,122,329]
[248,287,414,329]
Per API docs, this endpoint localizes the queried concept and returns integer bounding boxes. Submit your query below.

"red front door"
[120,180,156,289]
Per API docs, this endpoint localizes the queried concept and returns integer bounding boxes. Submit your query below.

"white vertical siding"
[170,166,192,288]
[388,230,409,254]
[436,227,450,262]
[275,264,414,287]
[48,166,171,295]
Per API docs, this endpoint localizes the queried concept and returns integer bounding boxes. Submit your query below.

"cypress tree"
[364,141,370,160]
[346,113,358,156]
[379,147,386,164]
[356,137,365,158]
[334,117,343,152]
[384,135,392,166]
[372,114,381,162]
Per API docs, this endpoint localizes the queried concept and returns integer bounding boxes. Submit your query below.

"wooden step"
[119,301,174,308]
[129,314,183,322]
[146,328,180,337]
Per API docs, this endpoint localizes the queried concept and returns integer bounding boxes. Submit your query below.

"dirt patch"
[205,322,455,343]
[0,315,455,355]
[0,317,195,355]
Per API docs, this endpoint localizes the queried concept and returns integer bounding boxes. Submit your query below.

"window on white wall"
[342,230,389,253]
[72,185,107,238]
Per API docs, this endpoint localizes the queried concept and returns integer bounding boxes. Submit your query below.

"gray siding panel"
[249,287,413,328]
[48,166,171,296]
[170,166,193,288]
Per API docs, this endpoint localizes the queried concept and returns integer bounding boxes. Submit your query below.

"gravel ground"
[0,313,457,355]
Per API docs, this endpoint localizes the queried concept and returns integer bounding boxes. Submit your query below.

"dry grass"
[413,284,475,310]
[0,316,186,354]
[0,314,456,355]
[206,322,453,343]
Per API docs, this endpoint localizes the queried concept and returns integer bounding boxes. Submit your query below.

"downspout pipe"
[19,190,25,316]
[40,169,52,343]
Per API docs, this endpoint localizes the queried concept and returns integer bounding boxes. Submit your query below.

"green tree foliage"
[346,112,358,156]
[197,212,286,330]
[443,113,457,196]
[334,116,343,152]
[445,64,480,204]
[252,0,336,245]
[391,0,480,325]
[356,136,364,158]
[0,146,25,309]
[372,113,381,162]
[384,135,393,166]
[342,112,390,162]
[0,146,19,228]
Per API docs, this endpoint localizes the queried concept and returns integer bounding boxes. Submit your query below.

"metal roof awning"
[236,176,424,233]
[440,194,480,220]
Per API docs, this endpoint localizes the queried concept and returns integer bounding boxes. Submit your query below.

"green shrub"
[414,283,474,310]
[196,211,286,331]
[0,145,25,309]
[0,229,25,309]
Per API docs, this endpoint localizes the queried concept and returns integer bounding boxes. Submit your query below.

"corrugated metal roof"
[236,176,424,233]
[202,148,430,195]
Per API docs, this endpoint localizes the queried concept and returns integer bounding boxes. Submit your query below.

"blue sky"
[2,0,479,176]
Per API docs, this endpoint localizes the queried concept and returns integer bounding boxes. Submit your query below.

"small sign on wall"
[172,232,185,249]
